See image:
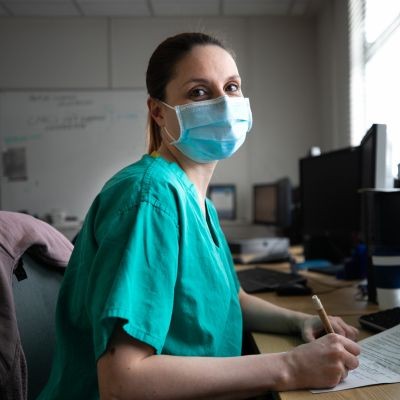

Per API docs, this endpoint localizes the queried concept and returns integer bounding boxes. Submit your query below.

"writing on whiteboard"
[24,93,138,132]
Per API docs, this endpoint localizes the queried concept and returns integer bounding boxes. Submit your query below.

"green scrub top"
[38,154,243,400]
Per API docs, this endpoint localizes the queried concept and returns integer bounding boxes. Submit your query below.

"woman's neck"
[156,143,217,213]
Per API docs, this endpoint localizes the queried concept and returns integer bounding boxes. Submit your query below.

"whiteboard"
[0,90,148,220]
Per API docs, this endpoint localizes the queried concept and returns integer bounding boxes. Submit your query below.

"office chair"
[0,211,72,399]
[12,253,64,400]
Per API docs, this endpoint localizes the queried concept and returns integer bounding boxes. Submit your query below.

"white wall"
[0,15,323,221]
[0,18,109,88]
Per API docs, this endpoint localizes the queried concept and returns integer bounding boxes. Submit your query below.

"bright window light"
[363,0,400,179]
[365,0,400,43]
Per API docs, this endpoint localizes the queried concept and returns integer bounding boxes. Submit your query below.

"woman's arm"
[239,288,359,341]
[97,322,360,400]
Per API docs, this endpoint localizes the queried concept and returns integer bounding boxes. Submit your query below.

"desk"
[245,259,400,400]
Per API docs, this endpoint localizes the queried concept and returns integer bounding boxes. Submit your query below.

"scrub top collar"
[146,153,197,196]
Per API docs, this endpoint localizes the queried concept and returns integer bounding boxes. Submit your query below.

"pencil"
[312,295,335,334]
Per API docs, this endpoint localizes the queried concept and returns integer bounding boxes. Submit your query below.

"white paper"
[311,324,400,393]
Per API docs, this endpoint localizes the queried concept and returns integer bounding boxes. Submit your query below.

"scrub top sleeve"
[87,201,180,360]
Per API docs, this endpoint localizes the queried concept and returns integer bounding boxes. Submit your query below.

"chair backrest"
[12,254,64,400]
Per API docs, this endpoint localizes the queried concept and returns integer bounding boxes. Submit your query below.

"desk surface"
[246,258,400,400]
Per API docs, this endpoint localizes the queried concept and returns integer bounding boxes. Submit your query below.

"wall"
[317,0,351,151]
[0,15,321,221]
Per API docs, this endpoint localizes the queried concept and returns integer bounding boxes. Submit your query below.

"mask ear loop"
[163,126,178,144]
[158,100,180,144]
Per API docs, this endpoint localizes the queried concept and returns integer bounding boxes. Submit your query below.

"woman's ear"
[147,97,165,128]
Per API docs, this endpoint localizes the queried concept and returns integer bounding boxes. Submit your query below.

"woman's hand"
[300,315,359,342]
[279,333,361,390]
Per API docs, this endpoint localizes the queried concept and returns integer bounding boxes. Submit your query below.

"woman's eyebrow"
[181,78,210,87]
[226,74,241,82]
[181,75,241,87]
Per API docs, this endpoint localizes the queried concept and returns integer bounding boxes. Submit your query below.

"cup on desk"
[373,253,400,309]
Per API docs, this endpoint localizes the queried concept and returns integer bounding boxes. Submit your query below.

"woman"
[39,32,360,400]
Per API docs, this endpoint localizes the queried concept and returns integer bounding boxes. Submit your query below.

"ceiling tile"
[0,0,322,18]
[151,0,220,17]
[3,2,80,16]
[223,0,291,16]
[3,0,69,2]
[77,1,151,17]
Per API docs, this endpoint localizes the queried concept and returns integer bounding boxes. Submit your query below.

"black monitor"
[359,124,387,189]
[300,147,361,262]
[207,184,236,220]
[253,177,292,230]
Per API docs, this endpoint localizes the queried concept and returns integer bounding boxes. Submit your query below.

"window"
[349,0,400,180]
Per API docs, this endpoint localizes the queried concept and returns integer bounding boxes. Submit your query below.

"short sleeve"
[86,200,179,360]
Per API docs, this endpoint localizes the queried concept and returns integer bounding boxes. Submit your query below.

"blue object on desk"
[295,259,345,277]
[295,259,333,270]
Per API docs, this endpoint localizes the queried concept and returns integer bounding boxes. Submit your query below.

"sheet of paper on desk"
[311,323,400,393]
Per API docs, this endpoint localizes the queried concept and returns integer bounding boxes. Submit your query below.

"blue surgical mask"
[161,95,252,163]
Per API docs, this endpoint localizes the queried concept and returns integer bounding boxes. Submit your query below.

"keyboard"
[236,267,306,293]
[359,307,400,332]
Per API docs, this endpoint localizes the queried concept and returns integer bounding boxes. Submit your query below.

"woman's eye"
[190,88,207,99]
[225,83,240,93]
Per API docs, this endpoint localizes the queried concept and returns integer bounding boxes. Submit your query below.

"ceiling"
[0,0,325,18]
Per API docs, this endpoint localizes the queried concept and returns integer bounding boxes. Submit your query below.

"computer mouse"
[276,283,313,296]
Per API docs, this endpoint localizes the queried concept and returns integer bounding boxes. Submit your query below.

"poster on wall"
[2,147,28,181]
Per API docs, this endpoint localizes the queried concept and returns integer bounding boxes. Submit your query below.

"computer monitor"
[300,147,361,262]
[253,177,292,229]
[207,184,236,220]
[359,124,388,189]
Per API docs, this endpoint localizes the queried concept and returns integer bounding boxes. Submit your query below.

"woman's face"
[161,44,243,139]
[165,44,242,105]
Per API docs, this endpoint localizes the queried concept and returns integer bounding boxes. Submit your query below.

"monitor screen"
[359,124,387,189]
[207,184,236,220]
[300,147,361,261]
[253,184,277,224]
[253,178,292,228]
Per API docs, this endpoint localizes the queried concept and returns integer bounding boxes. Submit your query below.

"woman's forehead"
[172,44,239,84]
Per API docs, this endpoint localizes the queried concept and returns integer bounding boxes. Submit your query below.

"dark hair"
[145,32,232,153]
